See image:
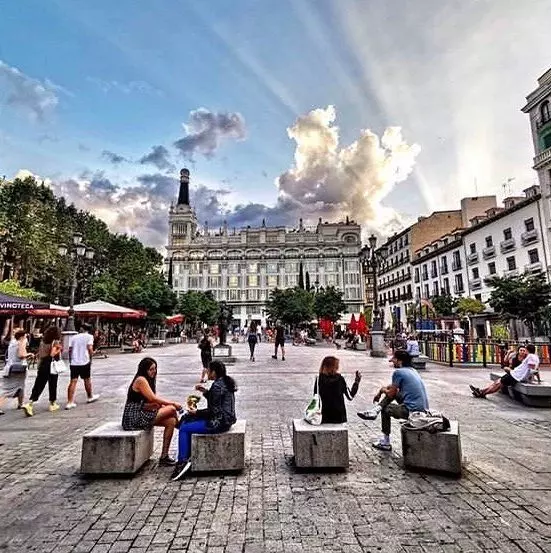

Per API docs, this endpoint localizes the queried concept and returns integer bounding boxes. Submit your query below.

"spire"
[178,168,190,205]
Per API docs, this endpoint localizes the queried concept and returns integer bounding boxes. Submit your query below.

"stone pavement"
[0,342,550,553]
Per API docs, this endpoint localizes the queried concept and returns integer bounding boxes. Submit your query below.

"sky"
[1,0,550,248]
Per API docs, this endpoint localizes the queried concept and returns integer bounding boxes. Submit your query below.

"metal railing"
[419,340,551,367]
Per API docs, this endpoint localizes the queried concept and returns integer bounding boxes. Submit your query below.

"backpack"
[402,411,451,433]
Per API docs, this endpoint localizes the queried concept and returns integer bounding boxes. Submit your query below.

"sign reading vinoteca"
[0,302,35,309]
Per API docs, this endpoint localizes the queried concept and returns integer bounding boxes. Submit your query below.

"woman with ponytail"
[171,360,237,480]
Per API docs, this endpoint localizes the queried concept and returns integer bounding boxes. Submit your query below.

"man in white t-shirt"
[469,345,540,398]
[66,324,99,409]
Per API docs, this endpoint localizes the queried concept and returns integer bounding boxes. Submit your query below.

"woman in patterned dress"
[122,357,182,466]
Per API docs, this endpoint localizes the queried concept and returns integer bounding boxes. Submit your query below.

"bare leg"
[154,405,178,457]
[83,378,93,399]
[67,379,78,403]
[281,346,285,360]
[479,380,502,396]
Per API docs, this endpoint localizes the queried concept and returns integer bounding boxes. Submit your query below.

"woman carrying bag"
[1,329,32,413]
[22,326,63,417]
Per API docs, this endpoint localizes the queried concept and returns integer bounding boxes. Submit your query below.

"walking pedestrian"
[0,329,31,414]
[65,324,100,410]
[22,326,63,417]
[247,322,258,362]
[198,331,213,382]
[272,322,286,361]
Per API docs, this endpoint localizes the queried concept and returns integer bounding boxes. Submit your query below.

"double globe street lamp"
[58,232,95,332]
[361,234,388,332]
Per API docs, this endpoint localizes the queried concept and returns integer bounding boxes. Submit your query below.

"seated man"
[470,344,538,398]
[357,349,429,451]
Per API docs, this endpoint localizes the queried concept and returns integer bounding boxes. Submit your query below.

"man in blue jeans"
[357,349,429,451]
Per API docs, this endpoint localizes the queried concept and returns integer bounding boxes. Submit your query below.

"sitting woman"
[171,360,237,481]
[318,356,361,423]
[122,357,181,466]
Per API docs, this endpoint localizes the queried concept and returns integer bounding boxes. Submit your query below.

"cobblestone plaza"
[0,343,550,553]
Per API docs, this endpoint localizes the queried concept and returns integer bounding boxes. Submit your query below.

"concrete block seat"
[401,420,462,476]
[411,355,429,370]
[489,371,551,407]
[190,420,246,472]
[292,419,349,469]
[81,422,153,475]
[149,339,165,347]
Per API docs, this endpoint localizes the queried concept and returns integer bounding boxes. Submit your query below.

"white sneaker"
[65,402,77,410]
[87,394,100,404]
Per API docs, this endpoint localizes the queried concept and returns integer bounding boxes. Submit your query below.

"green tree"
[0,279,43,299]
[314,286,346,323]
[487,273,551,337]
[266,287,314,327]
[431,294,458,317]
[178,291,220,328]
[456,297,486,316]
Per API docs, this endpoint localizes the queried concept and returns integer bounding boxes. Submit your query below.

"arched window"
[541,101,550,123]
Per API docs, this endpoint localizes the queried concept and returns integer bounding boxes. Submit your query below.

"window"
[472,267,479,279]
[474,294,482,302]
[247,289,259,301]
[525,218,535,232]
[422,265,428,280]
[506,256,516,271]
[209,263,220,274]
[452,251,461,269]
[286,262,298,273]
[488,262,496,275]
[326,274,339,286]
[528,249,540,264]
[416,287,421,299]
[228,289,240,301]
[469,243,476,254]
[248,235,259,244]
[247,275,259,287]
[189,262,201,274]
[228,276,239,288]
[266,234,279,243]
[431,260,437,277]
[443,278,450,294]
[285,275,297,287]
[208,276,222,288]
[485,236,493,248]
[433,282,439,296]
[267,263,278,273]
[188,276,202,289]
[325,261,337,272]
[541,100,550,123]
[345,260,357,271]
[441,257,448,273]
[503,228,512,240]
[424,284,429,298]
[414,268,420,282]
[267,275,278,287]
[455,274,464,292]
[248,263,258,274]
[228,263,239,274]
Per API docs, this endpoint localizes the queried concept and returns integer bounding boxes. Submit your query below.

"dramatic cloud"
[174,108,246,159]
[101,150,129,165]
[275,105,420,234]
[139,145,175,171]
[0,59,59,120]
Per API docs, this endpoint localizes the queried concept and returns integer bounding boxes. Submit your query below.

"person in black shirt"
[272,323,286,361]
[318,356,361,423]
[198,332,213,382]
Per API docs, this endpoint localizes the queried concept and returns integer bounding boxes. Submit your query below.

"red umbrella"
[357,313,368,335]
[166,314,184,325]
[348,314,358,333]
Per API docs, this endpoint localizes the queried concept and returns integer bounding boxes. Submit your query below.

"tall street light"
[361,234,388,331]
[58,232,95,332]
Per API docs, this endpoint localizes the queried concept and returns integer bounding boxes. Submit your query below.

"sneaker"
[86,394,100,404]
[282,356,285,361]
[358,409,379,421]
[65,402,77,410]
[0,410,4,415]
[159,455,177,467]
[272,355,277,360]
[48,402,60,412]
[22,403,34,417]
[469,385,483,398]
[371,441,392,452]
[171,460,192,481]
[252,357,255,362]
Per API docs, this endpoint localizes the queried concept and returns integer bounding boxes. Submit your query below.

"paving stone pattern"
[0,342,550,552]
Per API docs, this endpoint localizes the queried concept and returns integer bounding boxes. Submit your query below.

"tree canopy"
[487,273,551,335]
[177,291,220,328]
[431,293,457,317]
[456,297,486,317]
[0,176,176,316]
[0,279,43,300]
[314,286,346,323]
[266,287,314,327]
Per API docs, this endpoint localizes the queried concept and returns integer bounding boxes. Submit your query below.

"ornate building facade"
[166,169,364,327]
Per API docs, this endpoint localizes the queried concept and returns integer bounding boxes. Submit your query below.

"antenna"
[474,178,478,196]
[502,177,515,197]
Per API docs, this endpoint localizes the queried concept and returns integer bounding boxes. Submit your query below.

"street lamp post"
[58,232,95,332]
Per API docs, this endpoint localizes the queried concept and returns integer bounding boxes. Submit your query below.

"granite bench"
[411,354,428,371]
[292,419,349,469]
[81,422,153,475]
[149,339,165,347]
[489,371,551,407]
[401,420,462,476]
[190,420,246,472]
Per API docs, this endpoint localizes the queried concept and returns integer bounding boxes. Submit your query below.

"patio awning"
[73,300,146,319]
[0,292,50,315]
[166,314,184,325]
[29,304,69,317]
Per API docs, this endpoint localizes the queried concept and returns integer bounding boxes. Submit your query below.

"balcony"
[533,147,551,170]
[452,260,462,271]
[500,238,516,253]
[453,284,464,294]
[467,252,479,265]
[482,245,495,259]
[504,268,519,277]
[525,261,542,273]
[521,229,539,246]
[470,278,482,290]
